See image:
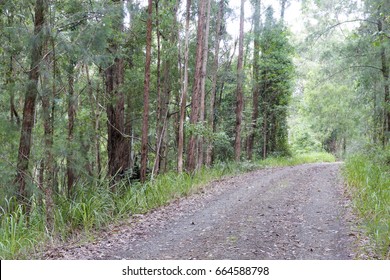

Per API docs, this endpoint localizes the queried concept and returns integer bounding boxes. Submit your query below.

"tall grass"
[0,197,45,259]
[344,152,390,258]
[0,152,334,259]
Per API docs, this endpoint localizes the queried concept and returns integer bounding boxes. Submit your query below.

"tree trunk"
[154,0,179,175]
[125,92,133,172]
[206,0,224,166]
[152,60,170,178]
[247,0,261,160]
[105,0,129,187]
[178,0,191,172]
[197,0,211,168]
[154,0,162,175]
[378,19,389,146]
[141,0,153,182]
[15,0,46,202]
[40,27,57,228]
[67,61,76,196]
[262,100,268,159]
[234,0,245,162]
[186,0,207,172]
[86,64,102,179]
[7,14,20,126]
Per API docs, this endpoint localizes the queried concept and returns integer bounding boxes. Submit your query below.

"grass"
[260,152,336,167]
[343,152,390,258]
[0,152,334,259]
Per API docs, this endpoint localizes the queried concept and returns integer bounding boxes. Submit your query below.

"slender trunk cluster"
[197,0,211,168]
[247,0,261,160]
[186,0,207,172]
[206,0,224,166]
[141,0,153,182]
[234,0,245,162]
[178,0,192,173]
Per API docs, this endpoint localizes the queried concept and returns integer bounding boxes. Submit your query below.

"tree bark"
[234,0,245,162]
[7,14,20,126]
[186,0,207,172]
[247,0,261,160]
[154,0,162,175]
[105,0,129,187]
[40,15,56,227]
[67,61,76,196]
[378,19,389,146]
[206,0,224,166]
[153,0,179,176]
[86,64,102,179]
[178,0,191,172]
[141,0,153,182]
[15,0,46,202]
[262,105,268,159]
[197,0,211,168]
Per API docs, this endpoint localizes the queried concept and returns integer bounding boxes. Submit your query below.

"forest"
[0,0,389,259]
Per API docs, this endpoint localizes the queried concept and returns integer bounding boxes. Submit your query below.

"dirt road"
[45,163,357,259]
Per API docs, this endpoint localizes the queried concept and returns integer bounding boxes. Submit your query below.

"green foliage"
[257,7,295,157]
[343,147,390,258]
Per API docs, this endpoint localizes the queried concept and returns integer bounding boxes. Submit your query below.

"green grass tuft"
[343,153,390,258]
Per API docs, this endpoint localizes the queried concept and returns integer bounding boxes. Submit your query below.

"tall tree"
[105,0,129,187]
[141,0,153,182]
[247,0,261,160]
[377,16,389,145]
[206,0,224,166]
[197,0,211,168]
[178,0,191,172]
[153,0,180,176]
[154,0,163,176]
[40,20,57,226]
[67,61,76,196]
[234,0,245,161]
[186,0,207,172]
[15,0,47,202]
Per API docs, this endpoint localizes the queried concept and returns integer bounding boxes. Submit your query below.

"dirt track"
[44,163,358,260]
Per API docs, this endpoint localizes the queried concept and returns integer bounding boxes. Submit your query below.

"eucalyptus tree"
[103,0,130,187]
[178,0,191,172]
[153,0,180,176]
[247,0,261,160]
[186,0,208,172]
[234,0,245,161]
[140,0,153,182]
[15,0,47,202]
[206,0,225,166]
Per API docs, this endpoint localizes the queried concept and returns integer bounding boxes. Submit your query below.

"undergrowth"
[343,148,390,258]
[0,152,334,259]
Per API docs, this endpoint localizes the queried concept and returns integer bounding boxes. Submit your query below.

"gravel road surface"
[44,163,357,259]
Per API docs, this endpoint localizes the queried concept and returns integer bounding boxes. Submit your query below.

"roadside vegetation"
[344,147,390,258]
[0,152,334,259]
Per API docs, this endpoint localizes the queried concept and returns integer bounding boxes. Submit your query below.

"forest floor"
[42,163,369,260]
